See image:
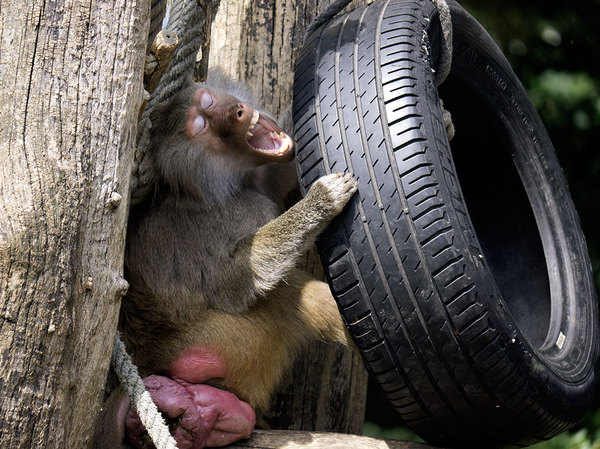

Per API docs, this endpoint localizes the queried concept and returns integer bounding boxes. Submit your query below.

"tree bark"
[209,0,373,434]
[0,0,149,447]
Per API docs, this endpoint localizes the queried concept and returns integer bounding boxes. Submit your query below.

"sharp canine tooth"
[251,110,259,126]
[247,131,253,137]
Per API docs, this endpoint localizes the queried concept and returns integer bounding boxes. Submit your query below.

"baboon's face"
[185,87,294,164]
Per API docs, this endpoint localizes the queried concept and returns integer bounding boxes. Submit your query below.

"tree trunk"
[209,0,373,434]
[0,0,149,447]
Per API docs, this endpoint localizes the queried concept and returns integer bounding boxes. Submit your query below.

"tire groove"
[341,0,447,427]
[420,226,452,247]
[371,0,480,431]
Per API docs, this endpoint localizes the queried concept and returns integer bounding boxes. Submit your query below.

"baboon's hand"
[308,172,358,216]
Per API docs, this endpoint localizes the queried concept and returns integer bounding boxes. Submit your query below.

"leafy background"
[363,0,600,447]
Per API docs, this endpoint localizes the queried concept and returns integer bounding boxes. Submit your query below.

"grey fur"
[117,78,359,422]
[126,80,357,315]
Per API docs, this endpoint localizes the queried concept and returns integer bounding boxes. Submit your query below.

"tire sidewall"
[443,0,599,413]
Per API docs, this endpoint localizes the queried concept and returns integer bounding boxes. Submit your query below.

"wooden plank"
[226,430,435,449]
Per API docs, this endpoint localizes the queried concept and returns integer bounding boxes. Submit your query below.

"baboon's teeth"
[277,134,292,154]
[278,142,289,154]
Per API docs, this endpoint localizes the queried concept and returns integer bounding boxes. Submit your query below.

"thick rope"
[304,0,353,41]
[431,0,453,85]
[440,98,455,140]
[112,334,178,449]
[304,0,452,84]
[114,4,207,446]
[113,2,208,446]
[430,0,455,138]
[132,0,208,205]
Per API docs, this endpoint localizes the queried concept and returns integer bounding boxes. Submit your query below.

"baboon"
[118,74,358,448]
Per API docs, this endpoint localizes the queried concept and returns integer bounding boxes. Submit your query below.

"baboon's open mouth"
[246,110,294,160]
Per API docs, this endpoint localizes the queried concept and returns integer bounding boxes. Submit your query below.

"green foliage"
[529,429,600,449]
[363,421,423,443]
[528,70,599,130]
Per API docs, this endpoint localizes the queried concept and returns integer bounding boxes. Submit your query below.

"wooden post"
[0,0,149,447]
[209,0,373,434]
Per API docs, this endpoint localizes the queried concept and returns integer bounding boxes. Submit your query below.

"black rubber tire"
[292,0,599,447]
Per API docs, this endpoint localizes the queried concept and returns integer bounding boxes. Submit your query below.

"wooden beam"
[226,430,435,449]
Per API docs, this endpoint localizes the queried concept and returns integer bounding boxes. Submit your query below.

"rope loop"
[112,334,179,449]
[431,0,453,85]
